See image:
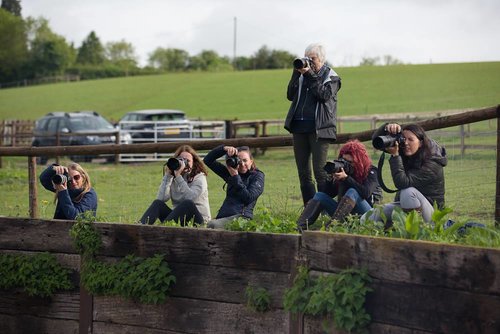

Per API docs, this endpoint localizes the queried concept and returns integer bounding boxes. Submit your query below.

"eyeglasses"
[72,174,81,181]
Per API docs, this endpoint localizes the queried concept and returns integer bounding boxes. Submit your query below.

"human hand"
[385,123,401,134]
[224,146,238,156]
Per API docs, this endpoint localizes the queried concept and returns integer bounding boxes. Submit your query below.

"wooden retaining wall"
[0,217,499,334]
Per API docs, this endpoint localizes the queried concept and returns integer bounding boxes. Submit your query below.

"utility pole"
[233,16,237,70]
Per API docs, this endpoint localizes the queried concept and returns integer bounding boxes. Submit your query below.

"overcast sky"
[22,0,500,67]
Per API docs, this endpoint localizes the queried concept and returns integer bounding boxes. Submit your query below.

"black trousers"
[139,199,204,225]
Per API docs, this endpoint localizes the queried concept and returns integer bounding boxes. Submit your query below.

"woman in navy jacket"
[39,163,97,220]
[203,145,265,229]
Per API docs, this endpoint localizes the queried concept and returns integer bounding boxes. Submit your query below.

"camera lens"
[52,174,67,185]
[293,58,309,70]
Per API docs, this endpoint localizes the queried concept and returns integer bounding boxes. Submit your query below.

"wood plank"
[304,317,434,334]
[365,280,500,334]
[94,296,289,334]
[0,291,80,320]
[168,262,289,308]
[302,232,500,294]
[96,223,300,272]
[0,314,78,334]
[93,322,182,334]
[0,217,76,253]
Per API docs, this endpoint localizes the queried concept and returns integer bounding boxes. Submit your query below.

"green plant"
[284,266,372,333]
[0,252,73,297]
[225,207,299,234]
[245,285,271,312]
[81,254,175,304]
[69,211,102,258]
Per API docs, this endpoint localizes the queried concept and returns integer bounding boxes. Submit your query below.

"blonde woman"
[39,162,97,219]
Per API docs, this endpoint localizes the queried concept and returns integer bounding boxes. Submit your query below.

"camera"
[372,133,405,150]
[323,158,354,175]
[52,172,72,185]
[293,57,311,70]
[166,157,188,171]
[226,155,241,168]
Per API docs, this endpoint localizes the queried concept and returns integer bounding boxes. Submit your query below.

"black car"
[32,111,132,163]
[118,109,191,143]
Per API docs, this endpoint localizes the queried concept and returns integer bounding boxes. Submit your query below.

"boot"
[327,197,356,227]
[297,199,323,232]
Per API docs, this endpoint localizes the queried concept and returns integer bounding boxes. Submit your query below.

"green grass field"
[0,62,499,121]
[0,62,499,225]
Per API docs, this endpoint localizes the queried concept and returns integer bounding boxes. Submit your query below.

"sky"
[21,0,500,67]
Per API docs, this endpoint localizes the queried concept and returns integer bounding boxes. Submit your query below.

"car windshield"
[69,116,114,131]
[142,114,185,121]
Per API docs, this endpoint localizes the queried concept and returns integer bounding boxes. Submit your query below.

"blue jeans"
[313,188,372,216]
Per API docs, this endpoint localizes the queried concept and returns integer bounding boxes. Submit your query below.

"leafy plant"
[284,266,372,333]
[0,252,73,297]
[81,254,176,304]
[225,207,299,234]
[245,285,271,312]
[69,211,102,258]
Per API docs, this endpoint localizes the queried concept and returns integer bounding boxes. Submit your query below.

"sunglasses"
[72,174,82,181]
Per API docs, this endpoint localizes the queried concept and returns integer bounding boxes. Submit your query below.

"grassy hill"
[0,62,499,122]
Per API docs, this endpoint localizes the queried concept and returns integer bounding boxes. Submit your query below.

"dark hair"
[400,124,432,168]
[237,146,257,171]
[174,145,208,182]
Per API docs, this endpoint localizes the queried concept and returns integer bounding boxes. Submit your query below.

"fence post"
[114,131,120,165]
[28,156,38,218]
[496,107,500,227]
[225,120,233,139]
[460,124,465,157]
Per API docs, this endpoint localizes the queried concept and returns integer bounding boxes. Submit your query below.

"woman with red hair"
[297,140,382,231]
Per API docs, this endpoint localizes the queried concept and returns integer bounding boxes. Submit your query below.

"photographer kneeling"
[297,140,381,231]
[203,145,265,229]
[366,123,447,225]
[39,163,97,220]
[139,145,211,225]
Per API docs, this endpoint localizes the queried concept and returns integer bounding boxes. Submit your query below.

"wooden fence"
[0,216,499,334]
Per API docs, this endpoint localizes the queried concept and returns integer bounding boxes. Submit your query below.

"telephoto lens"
[293,57,310,70]
[166,157,187,171]
[52,174,68,185]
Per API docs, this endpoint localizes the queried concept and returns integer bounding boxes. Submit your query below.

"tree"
[269,50,295,69]
[382,55,403,66]
[1,0,21,17]
[105,40,138,75]
[252,45,272,69]
[359,56,380,66]
[0,8,28,82]
[148,47,189,71]
[26,17,75,77]
[77,31,105,65]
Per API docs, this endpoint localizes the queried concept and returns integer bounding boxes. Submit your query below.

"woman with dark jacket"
[368,123,447,224]
[139,145,210,225]
[297,140,382,231]
[203,145,265,229]
[284,43,341,206]
[39,163,97,220]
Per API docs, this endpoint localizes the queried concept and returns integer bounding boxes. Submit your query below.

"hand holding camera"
[323,158,354,181]
[165,157,188,176]
[372,123,404,156]
[51,165,71,191]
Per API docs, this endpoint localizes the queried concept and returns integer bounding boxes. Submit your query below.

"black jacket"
[323,165,382,206]
[373,124,447,208]
[203,145,265,219]
[284,66,341,141]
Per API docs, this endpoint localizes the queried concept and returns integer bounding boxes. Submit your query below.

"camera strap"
[377,152,397,193]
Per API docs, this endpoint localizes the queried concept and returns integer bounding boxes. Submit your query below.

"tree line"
[0,0,299,86]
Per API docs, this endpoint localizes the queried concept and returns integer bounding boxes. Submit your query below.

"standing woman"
[297,140,382,230]
[139,145,210,225]
[203,145,265,229]
[39,162,97,220]
[368,123,447,224]
[284,43,341,206]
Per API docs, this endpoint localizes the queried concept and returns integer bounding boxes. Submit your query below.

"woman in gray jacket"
[139,145,211,225]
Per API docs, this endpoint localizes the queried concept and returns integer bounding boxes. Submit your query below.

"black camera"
[226,155,241,168]
[372,133,405,150]
[323,158,354,175]
[166,157,188,171]
[52,172,72,185]
[293,57,311,70]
